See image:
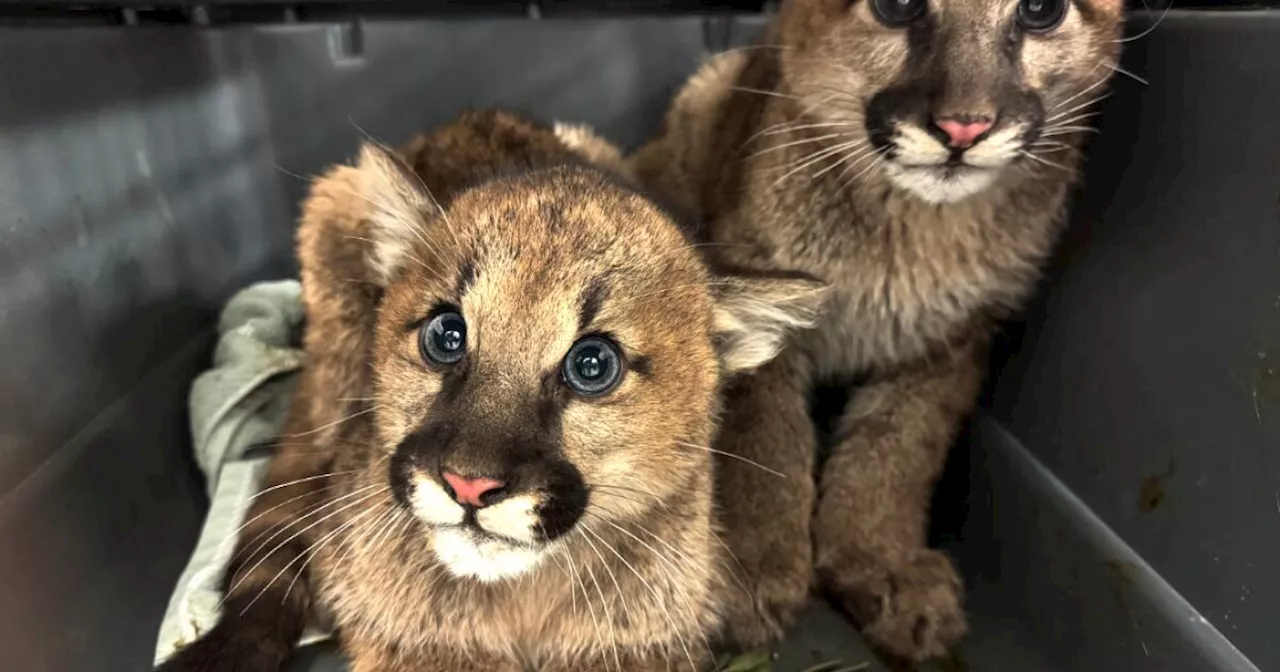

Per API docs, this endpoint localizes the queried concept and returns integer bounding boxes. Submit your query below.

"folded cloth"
[154,279,332,667]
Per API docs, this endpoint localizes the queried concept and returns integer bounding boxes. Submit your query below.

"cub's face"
[357,149,824,582]
[775,0,1124,203]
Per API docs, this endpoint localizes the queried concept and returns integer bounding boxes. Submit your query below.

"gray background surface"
[0,9,1274,672]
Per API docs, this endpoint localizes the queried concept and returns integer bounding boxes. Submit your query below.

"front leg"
[714,349,817,646]
[157,436,335,672]
[813,334,985,661]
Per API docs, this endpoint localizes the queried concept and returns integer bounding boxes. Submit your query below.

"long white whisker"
[812,143,878,180]
[577,533,624,672]
[1040,126,1102,138]
[286,405,383,439]
[745,133,846,161]
[580,526,701,671]
[226,485,385,598]
[1112,2,1173,44]
[762,121,859,137]
[246,497,386,614]
[285,495,393,606]
[560,543,607,664]
[1018,150,1076,175]
[769,139,866,189]
[1106,61,1149,87]
[221,483,340,551]
[1049,65,1110,113]
[246,472,355,503]
[738,94,838,151]
[674,441,786,478]
[364,505,410,561]
[839,149,890,191]
[1046,94,1111,124]
[1044,111,1104,131]
[729,85,799,100]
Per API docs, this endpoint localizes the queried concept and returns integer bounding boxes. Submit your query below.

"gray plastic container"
[0,8,1274,672]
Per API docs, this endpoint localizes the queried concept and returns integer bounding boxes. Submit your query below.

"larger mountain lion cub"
[633,0,1125,660]
[157,111,826,671]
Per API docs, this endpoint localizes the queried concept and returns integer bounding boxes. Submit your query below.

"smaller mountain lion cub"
[157,110,827,672]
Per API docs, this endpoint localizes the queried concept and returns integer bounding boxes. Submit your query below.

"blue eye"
[1018,0,1066,33]
[420,311,466,365]
[869,0,927,28]
[562,337,624,396]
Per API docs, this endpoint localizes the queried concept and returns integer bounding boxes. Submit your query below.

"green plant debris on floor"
[714,649,870,672]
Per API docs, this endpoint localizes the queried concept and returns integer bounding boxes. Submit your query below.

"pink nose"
[935,117,994,148]
[442,471,505,508]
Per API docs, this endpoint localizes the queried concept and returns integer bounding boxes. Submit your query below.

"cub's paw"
[820,549,967,661]
[720,540,813,647]
[155,622,291,672]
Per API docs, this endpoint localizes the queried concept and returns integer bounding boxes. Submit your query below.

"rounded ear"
[711,271,830,373]
[287,142,440,445]
[354,142,440,285]
[552,121,632,179]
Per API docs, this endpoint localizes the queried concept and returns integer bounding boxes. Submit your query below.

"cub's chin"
[404,472,569,583]
[429,527,547,583]
[883,162,1001,205]
[876,122,1033,204]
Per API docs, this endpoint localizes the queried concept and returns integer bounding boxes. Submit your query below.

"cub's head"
[355,146,826,582]
[774,0,1125,203]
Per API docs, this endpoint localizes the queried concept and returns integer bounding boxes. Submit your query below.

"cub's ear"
[354,142,437,285]
[711,271,829,373]
[552,121,632,179]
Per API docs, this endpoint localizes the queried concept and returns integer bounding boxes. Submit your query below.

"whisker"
[838,149,890,192]
[738,94,839,150]
[342,233,450,286]
[745,132,846,161]
[807,82,870,106]
[673,441,786,478]
[1112,1,1173,44]
[577,532,625,672]
[285,495,393,605]
[1045,95,1110,124]
[762,121,859,138]
[347,116,455,231]
[246,496,386,614]
[333,500,398,571]
[1028,140,1079,154]
[1044,111,1104,131]
[580,526,702,671]
[1049,64,1110,113]
[768,139,866,189]
[220,483,342,551]
[285,405,383,439]
[559,544,607,664]
[246,471,357,503]
[1040,126,1102,138]
[1018,150,1076,175]
[812,143,878,180]
[729,85,799,100]
[229,484,385,595]
[1105,61,1149,87]
[546,552,580,619]
[366,505,410,560]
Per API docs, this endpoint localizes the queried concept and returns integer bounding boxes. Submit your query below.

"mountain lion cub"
[156,110,826,672]
[632,0,1125,660]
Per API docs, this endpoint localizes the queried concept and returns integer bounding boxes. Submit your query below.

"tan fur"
[630,0,1124,661]
[159,109,826,672]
